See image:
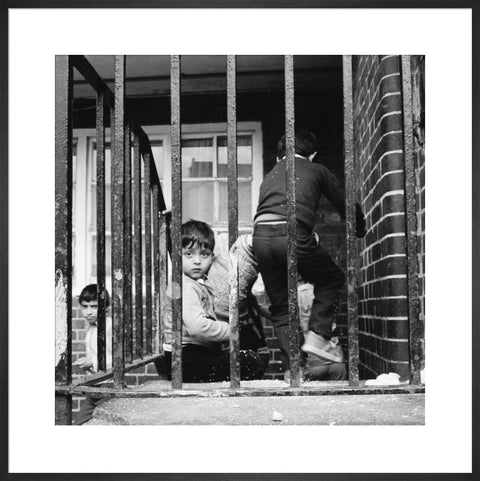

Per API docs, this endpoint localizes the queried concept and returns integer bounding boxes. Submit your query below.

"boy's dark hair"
[79,284,110,308]
[182,220,215,251]
[277,129,318,159]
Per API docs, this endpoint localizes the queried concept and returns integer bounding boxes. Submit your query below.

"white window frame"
[72,121,263,293]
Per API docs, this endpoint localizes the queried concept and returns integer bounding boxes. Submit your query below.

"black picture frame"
[1,1,478,479]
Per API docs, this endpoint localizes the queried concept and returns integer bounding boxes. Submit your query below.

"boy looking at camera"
[162,220,264,382]
[73,284,112,425]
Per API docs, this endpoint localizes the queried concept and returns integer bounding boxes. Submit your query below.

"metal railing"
[55,55,169,423]
[55,54,424,425]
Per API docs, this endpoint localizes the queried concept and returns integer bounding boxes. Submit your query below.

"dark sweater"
[254,156,346,231]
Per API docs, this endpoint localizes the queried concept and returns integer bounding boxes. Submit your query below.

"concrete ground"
[86,380,425,425]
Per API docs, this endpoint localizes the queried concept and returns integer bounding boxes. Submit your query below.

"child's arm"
[183,282,230,344]
[318,165,366,238]
[317,164,347,216]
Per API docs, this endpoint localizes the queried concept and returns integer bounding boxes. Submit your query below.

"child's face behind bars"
[182,243,214,280]
[80,300,98,326]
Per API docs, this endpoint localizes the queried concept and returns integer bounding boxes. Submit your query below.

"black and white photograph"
[55,53,426,427]
[4,5,476,477]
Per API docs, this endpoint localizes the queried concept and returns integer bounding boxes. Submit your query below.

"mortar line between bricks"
[360,150,404,185]
[359,92,402,145]
[365,169,403,193]
[362,59,378,102]
[363,171,404,207]
[361,274,407,284]
[360,350,410,365]
[359,105,402,144]
[359,149,403,187]
[364,190,404,218]
[359,314,408,321]
[359,295,407,301]
[360,253,406,270]
[360,125,403,166]
[365,212,404,235]
[359,233,405,257]
[380,55,399,61]
[368,123,402,150]
[359,75,400,117]
[359,72,401,113]
[359,330,410,340]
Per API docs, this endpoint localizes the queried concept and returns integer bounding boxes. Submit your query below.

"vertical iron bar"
[227,55,240,387]
[401,55,422,385]
[144,151,153,356]
[124,122,133,364]
[55,55,73,424]
[285,55,300,388]
[110,103,115,361]
[111,55,126,388]
[96,88,107,372]
[152,181,161,354]
[171,55,183,388]
[133,133,143,358]
[227,56,239,249]
[343,55,360,386]
[159,212,168,355]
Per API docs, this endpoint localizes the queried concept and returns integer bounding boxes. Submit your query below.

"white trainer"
[301,330,344,363]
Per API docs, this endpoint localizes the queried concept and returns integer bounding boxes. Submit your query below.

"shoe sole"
[301,343,343,363]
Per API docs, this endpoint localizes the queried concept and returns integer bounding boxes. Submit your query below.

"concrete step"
[86,380,425,425]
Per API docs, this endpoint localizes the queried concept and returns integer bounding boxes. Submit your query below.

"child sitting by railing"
[73,284,112,424]
[162,220,266,382]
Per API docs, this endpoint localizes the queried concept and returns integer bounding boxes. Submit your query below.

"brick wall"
[353,55,410,379]
[411,55,426,365]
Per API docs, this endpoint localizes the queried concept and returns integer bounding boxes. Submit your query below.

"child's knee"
[328,362,347,380]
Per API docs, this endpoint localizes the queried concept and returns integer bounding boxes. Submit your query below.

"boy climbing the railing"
[252,129,367,375]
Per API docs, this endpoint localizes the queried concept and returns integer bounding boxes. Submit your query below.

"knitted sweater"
[254,156,345,231]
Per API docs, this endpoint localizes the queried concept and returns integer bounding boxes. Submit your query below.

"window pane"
[181,138,213,178]
[91,234,112,277]
[91,143,112,185]
[182,181,214,224]
[217,135,252,178]
[72,141,78,221]
[72,141,78,282]
[90,183,112,232]
[218,180,252,223]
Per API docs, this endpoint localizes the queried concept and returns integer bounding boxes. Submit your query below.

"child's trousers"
[252,222,345,367]
[164,343,267,383]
